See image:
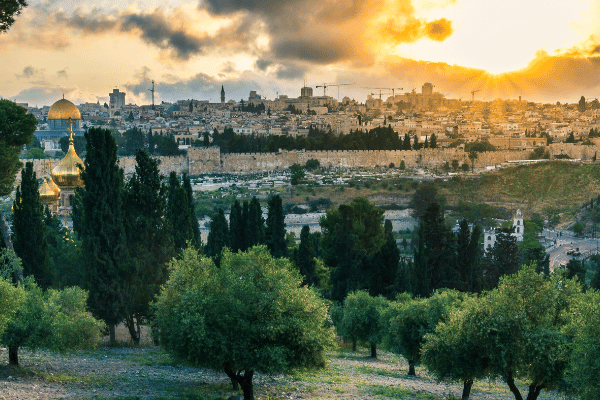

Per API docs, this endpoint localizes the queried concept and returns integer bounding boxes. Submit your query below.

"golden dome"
[48,98,81,120]
[51,133,84,188]
[47,176,61,197]
[39,177,60,203]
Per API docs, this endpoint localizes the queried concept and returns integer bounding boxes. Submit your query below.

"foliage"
[572,221,585,237]
[289,163,305,185]
[1,279,104,366]
[565,289,600,400]
[296,225,317,286]
[205,207,229,265]
[484,227,522,289]
[12,162,50,288]
[334,290,389,358]
[386,289,466,376]
[0,99,37,196]
[265,194,287,258]
[59,135,87,156]
[80,127,127,335]
[122,150,174,343]
[410,182,445,220]
[154,246,335,400]
[166,172,195,250]
[0,274,24,338]
[305,159,320,170]
[0,0,27,32]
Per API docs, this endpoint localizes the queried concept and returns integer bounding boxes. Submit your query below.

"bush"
[305,159,320,170]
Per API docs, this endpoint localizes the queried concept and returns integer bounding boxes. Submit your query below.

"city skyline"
[1,0,599,107]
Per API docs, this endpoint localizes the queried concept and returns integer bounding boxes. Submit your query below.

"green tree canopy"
[0,99,37,196]
[333,290,389,358]
[80,127,127,342]
[0,0,27,33]
[12,162,50,288]
[154,246,335,400]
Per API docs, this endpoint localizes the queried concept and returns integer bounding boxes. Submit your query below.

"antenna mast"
[149,80,155,110]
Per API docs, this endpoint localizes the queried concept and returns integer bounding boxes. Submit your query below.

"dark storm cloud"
[272,39,351,64]
[255,59,272,71]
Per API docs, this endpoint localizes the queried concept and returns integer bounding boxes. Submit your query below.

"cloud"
[426,18,453,42]
[11,84,103,106]
[57,68,68,79]
[381,51,600,102]
[16,66,40,79]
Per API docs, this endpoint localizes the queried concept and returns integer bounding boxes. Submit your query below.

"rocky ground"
[0,326,579,400]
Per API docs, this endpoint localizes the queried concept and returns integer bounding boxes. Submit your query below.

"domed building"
[38,98,85,218]
[34,97,84,149]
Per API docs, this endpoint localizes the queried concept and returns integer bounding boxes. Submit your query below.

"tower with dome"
[37,98,85,220]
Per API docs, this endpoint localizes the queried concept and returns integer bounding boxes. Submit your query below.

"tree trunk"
[231,377,239,390]
[124,315,140,344]
[240,371,254,400]
[462,379,473,400]
[224,363,254,400]
[408,360,416,376]
[370,343,377,358]
[9,346,18,366]
[526,383,544,400]
[109,323,116,344]
[352,339,356,352]
[506,376,524,400]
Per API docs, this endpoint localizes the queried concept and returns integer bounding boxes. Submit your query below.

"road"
[542,229,600,270]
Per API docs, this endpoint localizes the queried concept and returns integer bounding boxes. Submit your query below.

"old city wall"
[19,144,600,184]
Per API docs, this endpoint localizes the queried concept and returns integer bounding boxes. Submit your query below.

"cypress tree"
[205,207,229,265]
[182,173,201,248]
[167,172,193,250]
[12,162,50,287]
[246,197,265,248]
[403,133,411,150]
[241,200,249,251]
[265,194,287,258]
[296,225,316,286]
[80,127,127,342]
[122,149,174,343]
[229,200,244,252]
[369,220,400,298]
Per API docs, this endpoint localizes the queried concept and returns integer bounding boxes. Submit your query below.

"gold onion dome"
[39,177,60,203]
[47,98,81,120]
[47,176,61,197]
[51,133,84,188]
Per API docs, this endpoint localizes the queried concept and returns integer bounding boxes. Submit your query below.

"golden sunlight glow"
[394,0,590,74]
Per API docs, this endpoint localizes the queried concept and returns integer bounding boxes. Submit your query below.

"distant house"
[483,209,524,251]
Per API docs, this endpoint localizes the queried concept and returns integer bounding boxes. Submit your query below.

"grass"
[367,385,440,399]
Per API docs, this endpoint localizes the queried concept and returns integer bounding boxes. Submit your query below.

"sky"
[1,0,600,107]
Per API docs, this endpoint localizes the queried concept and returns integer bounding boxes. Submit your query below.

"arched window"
[488,236,492,240]
[516,227,520,233]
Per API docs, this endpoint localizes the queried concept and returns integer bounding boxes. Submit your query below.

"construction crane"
[148,80,155,110]
[471,89,481,102]
[362,87,403,101]
[315,83,353,98]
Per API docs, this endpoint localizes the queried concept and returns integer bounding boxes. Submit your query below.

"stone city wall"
[18,144,600,185]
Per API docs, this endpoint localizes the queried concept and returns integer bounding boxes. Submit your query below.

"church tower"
[220,85,225,104]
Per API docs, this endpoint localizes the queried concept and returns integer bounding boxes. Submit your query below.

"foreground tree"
[0,0,27,32]
[333,290,389,358]
[566,289,600,400]
[12,162,50,287]
[422,296,490,400]
[1,279,103,366]
[80,127,127,342]
[122,150,174,343]
[154,246,335,400]
[0,99,37,252]
[166,172,194,250]
[386,289,465,376]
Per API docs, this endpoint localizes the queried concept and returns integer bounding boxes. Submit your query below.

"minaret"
[220,85,225,104]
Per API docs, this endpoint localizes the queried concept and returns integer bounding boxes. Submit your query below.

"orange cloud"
[426,18,453,42]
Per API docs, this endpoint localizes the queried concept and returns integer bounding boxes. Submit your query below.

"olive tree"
[154,246,335,400]
[565,289,600,400]
[1,279,104,366]
[422,296,490,400]
[386,289,465,376]
[333,290,389,357]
